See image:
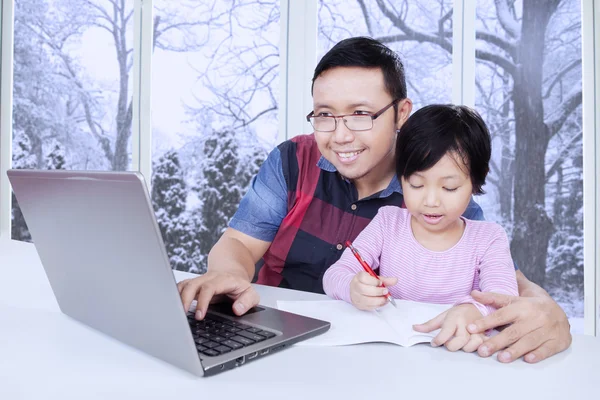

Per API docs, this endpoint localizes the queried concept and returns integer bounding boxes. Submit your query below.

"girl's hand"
[349,271,397,310]
[414,304,486,352]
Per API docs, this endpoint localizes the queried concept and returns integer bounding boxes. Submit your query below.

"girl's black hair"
[395,104,491,195]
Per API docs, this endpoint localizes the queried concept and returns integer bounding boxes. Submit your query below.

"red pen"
[345,240,397,308]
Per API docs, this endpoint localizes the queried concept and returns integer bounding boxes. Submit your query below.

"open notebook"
[277,300,453,347]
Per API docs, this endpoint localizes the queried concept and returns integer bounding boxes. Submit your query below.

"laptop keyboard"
[187,312,278,357]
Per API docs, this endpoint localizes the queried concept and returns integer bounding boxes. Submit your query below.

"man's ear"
[396,98,413,130]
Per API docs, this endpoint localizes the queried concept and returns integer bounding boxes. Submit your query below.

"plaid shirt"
[229,134,484,293]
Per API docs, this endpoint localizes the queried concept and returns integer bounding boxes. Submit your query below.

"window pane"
[151,0,278,273]
[475,0,583,329]
[318,0,454,109]
[12,0,135,241]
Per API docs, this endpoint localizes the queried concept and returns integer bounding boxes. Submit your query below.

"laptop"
[7,169,330,377]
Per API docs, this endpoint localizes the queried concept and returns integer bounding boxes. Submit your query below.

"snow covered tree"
[11,133,38,242]
[192,129,266,272]
[45,141,66,170]
[151,150,195,271]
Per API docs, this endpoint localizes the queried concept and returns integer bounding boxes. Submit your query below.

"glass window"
[474,0,583,330]
[12,0,135,241]
[151,0,278,273]
[318,0,454,109]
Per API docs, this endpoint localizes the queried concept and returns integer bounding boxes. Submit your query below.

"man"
[178,37,572,364]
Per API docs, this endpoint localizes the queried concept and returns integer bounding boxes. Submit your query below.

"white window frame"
[452,0,476,106]
[278,0,317,142]
[0,0,13,239]
[132,0,152,183]
[582,0,599,336]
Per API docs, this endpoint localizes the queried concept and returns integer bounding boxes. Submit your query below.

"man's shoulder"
[277,133,321,168]
[278,133,317,150]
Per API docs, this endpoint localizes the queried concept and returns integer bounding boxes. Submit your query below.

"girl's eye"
[409,184,423,189]
[444,187,458,192]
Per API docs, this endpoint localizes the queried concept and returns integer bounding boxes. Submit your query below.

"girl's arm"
[455,224,519,317]
[322,208,389,303]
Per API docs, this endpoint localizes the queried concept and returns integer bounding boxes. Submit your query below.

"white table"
[1,239,599,400]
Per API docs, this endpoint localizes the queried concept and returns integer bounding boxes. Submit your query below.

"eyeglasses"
[306,99,400,132]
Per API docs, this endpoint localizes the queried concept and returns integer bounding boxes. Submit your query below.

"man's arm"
[467,270,572,363]
[178,146,288,319]
[179,228,271,319]
[454,197,572,362]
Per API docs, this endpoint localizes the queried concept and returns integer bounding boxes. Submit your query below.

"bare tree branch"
[494,0,520,39]
[374,0,517,76]
[545,131,582,182]
[546,85,582,137]
[476,31,516,57]
[356,0,373,36]
[543,59,581,99]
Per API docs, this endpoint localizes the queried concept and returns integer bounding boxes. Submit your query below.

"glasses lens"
[344,115,372,131]
[312,117,336,132]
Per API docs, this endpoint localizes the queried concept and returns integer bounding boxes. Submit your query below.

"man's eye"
[353,110,370,115]
[409,184,423,189]
[317,112,332,117]
[444,187,458,192]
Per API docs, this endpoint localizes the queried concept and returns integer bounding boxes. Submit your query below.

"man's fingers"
[477,321,530,358]
[470,290,516,309]
[231,286,260,316]
[180,277,208,313]
[462,334,485,353]
[194,284,217,320]
[493,327,547,363]
[523,339,562,363]
[468,305,518,334]
[176,279,187,294]
[413,310,447,333]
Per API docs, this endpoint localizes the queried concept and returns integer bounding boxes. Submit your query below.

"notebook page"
[376,300,453,346]
[277,300,399,346]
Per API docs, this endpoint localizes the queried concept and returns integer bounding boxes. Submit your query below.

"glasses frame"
[305,99,400,132]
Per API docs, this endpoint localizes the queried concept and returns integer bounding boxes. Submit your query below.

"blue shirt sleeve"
[462,197,485,221]
[228,147,288,242]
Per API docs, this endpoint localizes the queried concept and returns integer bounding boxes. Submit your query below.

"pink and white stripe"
[322,206,518,316]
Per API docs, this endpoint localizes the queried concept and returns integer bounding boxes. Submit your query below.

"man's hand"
[466,289,572,363]
[177,270,260,320]
[349,271,397,310]
[413,304,487,352]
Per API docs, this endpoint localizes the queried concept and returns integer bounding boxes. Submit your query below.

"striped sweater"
[322,206,518,316]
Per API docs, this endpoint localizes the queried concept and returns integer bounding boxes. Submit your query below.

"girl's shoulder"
[464,218,509,242]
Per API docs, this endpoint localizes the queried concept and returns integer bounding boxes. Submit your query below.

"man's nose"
[332,117,355,144]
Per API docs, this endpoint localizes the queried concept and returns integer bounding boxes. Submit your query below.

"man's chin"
[336,167,368,182]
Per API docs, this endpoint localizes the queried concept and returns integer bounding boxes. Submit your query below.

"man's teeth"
[338,151,361,158]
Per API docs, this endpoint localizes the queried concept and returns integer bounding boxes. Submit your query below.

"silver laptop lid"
[8,170,203,376]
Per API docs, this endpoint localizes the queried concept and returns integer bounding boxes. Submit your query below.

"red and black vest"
[256,134,404,293]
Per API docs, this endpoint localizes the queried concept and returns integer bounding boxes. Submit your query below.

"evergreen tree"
[151,150,193,271]
[45,141,66,170]
[192,129,266,272]
[11,133,38,242]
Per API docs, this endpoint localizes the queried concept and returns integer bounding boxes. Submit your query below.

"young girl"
[322,104,518,353]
